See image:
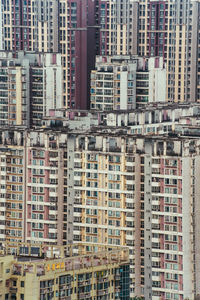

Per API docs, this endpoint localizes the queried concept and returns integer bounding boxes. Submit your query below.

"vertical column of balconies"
[0,153,7,242]
[5,149,24,245]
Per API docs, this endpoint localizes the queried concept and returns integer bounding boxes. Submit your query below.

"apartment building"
[47,102,200,138]
[0,130,25,246]
[136,56,166,106]
[0,243,130,300]
[58,0,139,109]
[59,0,98,109]
[0,103,200,298]
[2,0,200,109]
[0,0,139,110]
[0,129,64,246]
[135,0,198,103]
[0,0,59,52]
[190,0,200,102]
[0,54,29,126]
[73,131,200,300]
[96,102,200,135]
[90,56,137,110]
[50,0,136,109]
[26,130,66,245]
[0,51,62,127]
[1,0,97,109]
[90,55,166,110]
[97,0,136,56]
[29,53,63,126]
[0,144,25,245]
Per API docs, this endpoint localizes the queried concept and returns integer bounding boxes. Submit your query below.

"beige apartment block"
[0,104,200,298]
[0,242,129,300]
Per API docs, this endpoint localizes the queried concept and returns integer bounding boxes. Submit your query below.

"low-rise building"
[0,243,130,300]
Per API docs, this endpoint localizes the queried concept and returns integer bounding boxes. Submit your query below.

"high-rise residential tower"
[0,119,199,299]
[58,0,138,109]
[97,0,136,56]
[136,0,198,103]
[0,0,139,109]
[0,0,59,52]
[0,51,62,127]
[59,0,98,109]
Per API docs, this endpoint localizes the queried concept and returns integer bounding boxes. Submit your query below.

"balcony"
[49,215,57,221]
[10,287,17,293]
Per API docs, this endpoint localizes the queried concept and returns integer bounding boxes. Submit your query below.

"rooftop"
[0,242,129,276]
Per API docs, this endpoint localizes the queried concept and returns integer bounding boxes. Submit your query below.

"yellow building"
[0,242,130,300]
